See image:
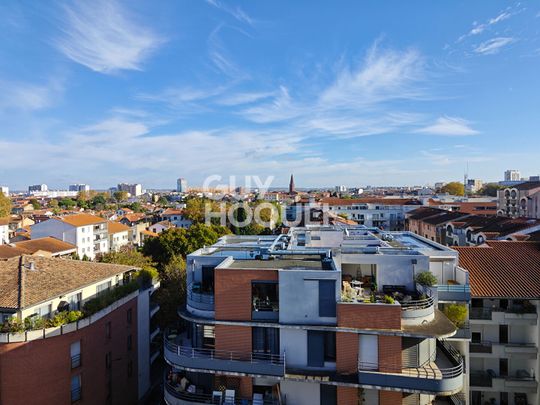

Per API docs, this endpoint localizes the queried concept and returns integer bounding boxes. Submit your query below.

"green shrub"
[415,272,438,287]
[83,281,139,316]
[1,318,24,333]
[383,295,395,304]
[444,304,467,328]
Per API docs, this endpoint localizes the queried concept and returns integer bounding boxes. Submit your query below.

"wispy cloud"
[205,0,254,26]
[216,91,277,106]
[416,116,479,136]
[55,0,162,74]
[458,10,513,42]
[0,79,62,113]
[474,37,515,55]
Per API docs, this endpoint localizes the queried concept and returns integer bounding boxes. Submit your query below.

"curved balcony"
[357,340,464,395]
[400,295,435,326]
[164,336,285,377]
[186,283,215,317]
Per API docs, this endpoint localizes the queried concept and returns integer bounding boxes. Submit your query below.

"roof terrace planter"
[164,334,285,377]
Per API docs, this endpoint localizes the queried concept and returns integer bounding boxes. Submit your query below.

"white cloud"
[205,0,254,26]
[0,79,61,112]
[55,0,162,73]
[474,37,515,55]
[458,10,513,42]
[416,116,479,136]
[216,91,276,106]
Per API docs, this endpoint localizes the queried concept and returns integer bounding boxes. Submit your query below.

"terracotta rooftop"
[162,208,185,216]
[0,255,136,310]
[107,221,131,234]
[0,237,76,258]
[121,213,147,223]
[407,207,445,220]
[61,213,106,227]
[319,197,421,206]
[455,241,540,298]
[513,181,540,191]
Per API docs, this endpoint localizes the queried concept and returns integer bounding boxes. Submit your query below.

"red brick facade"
[0,298,138,405]
[337,303,401,330]
[379,390,403,405]
[214,324,252,360]
[214,268,278,321]
[337,386,359,405]
[378,335,402,373]
[336,332,358,374]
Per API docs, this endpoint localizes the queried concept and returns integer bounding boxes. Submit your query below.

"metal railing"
[165,337,285,367]
[253,300,279,312]
[452,322,471,339]
[187,283,215,310]
[164,381,279,404]
[400,294,434,311]
[470,340,492,353]
[71,354,81,369]
[470,371,493,387]
[470,307,492,320]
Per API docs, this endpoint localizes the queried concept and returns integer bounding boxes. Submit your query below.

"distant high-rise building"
[335,185,347,192]
[28,184,48,193]
[69,184,90,192]
[117,183,142,197]
[504,169,521,182]
[0,186,8,196]
[465,179,483,194]
[289,174,295,194]
[176,178,188,193]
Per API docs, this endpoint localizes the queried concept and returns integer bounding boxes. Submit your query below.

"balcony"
[470,307,492,320]
[187,283,214,313]
[436,284,470,302]
[357,340,464,395]
[400,294,435,326]
[470,341,492,354]
[504,342,537,355]
[252,300,279,321]
[164,380,280,405]
[164,335,285,377]
[470,370,493,387]
[449,322,471,340]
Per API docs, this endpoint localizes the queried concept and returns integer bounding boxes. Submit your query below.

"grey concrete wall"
[278,269,340,325]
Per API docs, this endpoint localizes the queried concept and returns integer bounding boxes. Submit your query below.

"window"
[105,322,111,339]
[68,293,82,311]
[35,303,52,319]
[127,360,133,378]
[252,281,279,312]
[307,331,335,367]
[127,334,132,351]
[252,327,280,356]
[97,281,112,296]
[127,308,132,324]
[318,280,336,317]
[320,385,337,405]
[71,375,81,403]
[105,352,112,369]
[70,341,81,369]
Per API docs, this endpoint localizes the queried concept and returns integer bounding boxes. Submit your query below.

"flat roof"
[224,256,330,271]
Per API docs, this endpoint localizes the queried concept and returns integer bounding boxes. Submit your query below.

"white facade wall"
[109,230,130,252]
[279,380,320,405]
[0,224,8,244]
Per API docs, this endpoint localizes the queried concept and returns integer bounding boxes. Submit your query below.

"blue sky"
[0,1,539,190]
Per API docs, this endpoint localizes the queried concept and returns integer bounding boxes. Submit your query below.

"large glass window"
[318,280,336,317]
[252,327,280,356]
[71,375,81,402]
[252,281,279,312]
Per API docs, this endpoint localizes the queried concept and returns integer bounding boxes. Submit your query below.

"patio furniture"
[253,393,264,405]
[212,391,222,404]
[224,389,235,405]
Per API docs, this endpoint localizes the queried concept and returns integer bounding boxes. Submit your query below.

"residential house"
[107,221,131,252]
[30,214,109,259]
[0,237,76,259]
[456,242,540,405]
[148,220,174,235]
[161,208,192,229]
[0,255,160,405]
[497,182,540,218]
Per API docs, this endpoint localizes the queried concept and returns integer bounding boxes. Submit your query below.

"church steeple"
[289,174,295,194]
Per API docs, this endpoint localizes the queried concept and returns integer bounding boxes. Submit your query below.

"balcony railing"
[164,336,285,377]
[187,283,214,312]
[470,307,492,320]
[356,340,464,395]
[252,300,279,321]
[452,322,471,340]
[164,381,279,405]
[436,284,470,302]
[470,340,492,353]
[71,354,81,369]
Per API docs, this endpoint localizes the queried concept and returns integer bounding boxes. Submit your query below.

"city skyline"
[1,1,540,188]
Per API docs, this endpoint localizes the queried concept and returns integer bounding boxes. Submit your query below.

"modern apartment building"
[456,241,540,405]
[0,255,160,405]
[31,213,110,259]
[504,171,521,182]
[69,184,90,192]
[28,184,48,193]
[107,221,131,252]
[177,178,188,193]
[164,225,470,405]
[0,186,8,196]
[117,183,143,197]
[497,182,540,219]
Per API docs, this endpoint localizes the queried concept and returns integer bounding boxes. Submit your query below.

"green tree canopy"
[440,182,464,196]
[479,182,503,197]
[113,191,129,202]
[59,198,76,209]
[0,192,11,217]
[29,198,41,210]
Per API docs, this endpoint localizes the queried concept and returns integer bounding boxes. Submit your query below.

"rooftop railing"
[187,283,215,312]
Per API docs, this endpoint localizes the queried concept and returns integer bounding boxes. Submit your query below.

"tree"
[59,198,76,209]
[440,182,464,196]
[443,304,467,328]
[479,182,502,197]
[184,198,220,223]
[130,202,143,212]
[91,194,107,209]
[0,192,11,217]
[158,196,169,206]
[113,191,129,202]
[154,255,186,327]
[98,246,155,268]
[29,198,41,210]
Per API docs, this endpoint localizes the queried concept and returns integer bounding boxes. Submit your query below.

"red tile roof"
[319,197,420,206]
[455,241,540,298]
